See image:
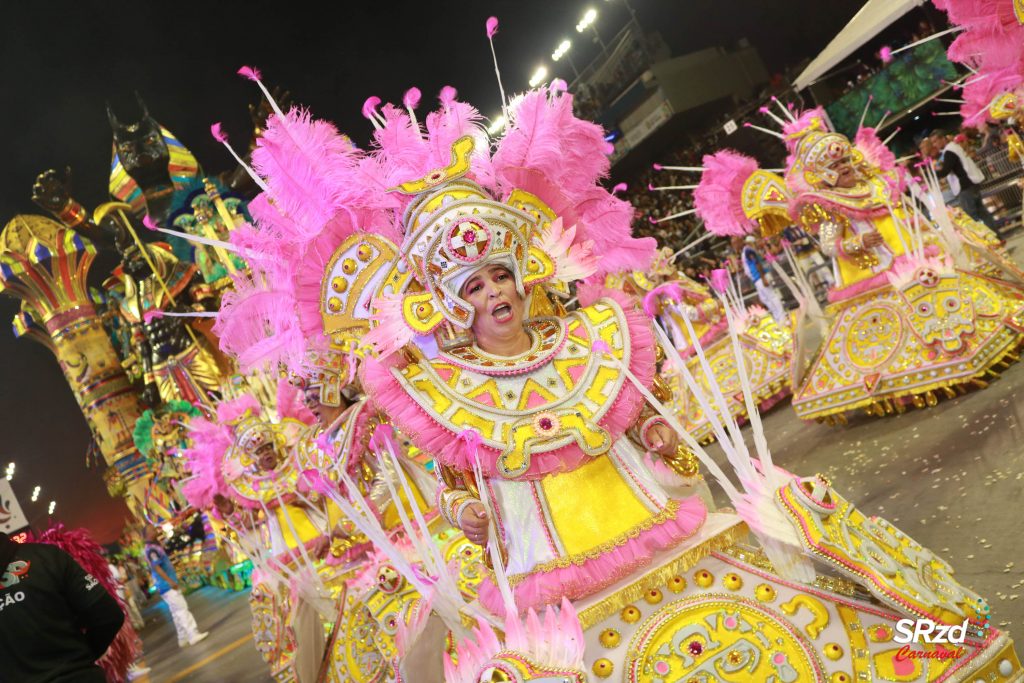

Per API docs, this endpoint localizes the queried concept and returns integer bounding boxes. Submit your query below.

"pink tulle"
[478,496,708,616]
[693,150,759,236]
[789,190,891,223]
[360,297,655,480]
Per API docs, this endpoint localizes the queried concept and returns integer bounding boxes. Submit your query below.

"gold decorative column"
[0,214,152,506]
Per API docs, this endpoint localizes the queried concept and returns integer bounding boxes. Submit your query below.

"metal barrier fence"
[978,145,1023,229]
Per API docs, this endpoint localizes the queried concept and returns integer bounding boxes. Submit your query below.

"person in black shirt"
[925,131,999,231]
[0,530,124,683]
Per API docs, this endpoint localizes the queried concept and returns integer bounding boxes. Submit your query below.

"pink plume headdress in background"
[693,150,759,236]
[853,127,897,171]
[933,0,1024,124]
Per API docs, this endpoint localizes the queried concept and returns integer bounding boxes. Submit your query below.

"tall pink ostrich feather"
[693,150,758,236]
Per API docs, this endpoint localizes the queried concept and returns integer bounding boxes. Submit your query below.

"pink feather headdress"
[933,0,1024,124]
[693,150,759,236]
[493,87,654,277]
[853,127,896,171]
[214,72,652,371]
[179,394,264,510]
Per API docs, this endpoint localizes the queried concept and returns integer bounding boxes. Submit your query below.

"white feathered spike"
[535,217,599,283]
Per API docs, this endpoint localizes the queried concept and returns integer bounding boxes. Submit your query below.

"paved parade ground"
[134,586,271,683]
[134,355,1024,681]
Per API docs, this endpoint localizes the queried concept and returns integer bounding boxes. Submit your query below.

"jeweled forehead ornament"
[391,135,553,332]
[230,415,282,464]
[796,130,856,187]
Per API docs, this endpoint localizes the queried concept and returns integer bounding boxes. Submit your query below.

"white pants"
[755,279,787,325]
[161,589,201,645]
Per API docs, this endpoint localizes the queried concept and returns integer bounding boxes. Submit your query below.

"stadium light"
[552,39,571,62]
[487,115,507,135]
[5,463,14,481]
[48,501,56,515]
[528,66,549,88]
[31,486,40,502]
[576,8,598,32]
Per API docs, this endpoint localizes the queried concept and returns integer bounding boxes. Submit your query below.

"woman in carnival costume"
[196,46,1024,679]
[210,67,707,618]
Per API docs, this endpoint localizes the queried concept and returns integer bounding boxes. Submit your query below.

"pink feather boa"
[360,294,655,480]
[477,496,707,616]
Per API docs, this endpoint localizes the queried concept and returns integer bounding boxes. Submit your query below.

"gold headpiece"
[988,92,1019,121]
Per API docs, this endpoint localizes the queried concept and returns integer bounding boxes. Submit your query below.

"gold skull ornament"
[895,267,975,355]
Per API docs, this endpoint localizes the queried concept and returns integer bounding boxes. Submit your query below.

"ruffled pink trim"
[360,297,656,480]
[477,496,707,616]
[827,249,940,303]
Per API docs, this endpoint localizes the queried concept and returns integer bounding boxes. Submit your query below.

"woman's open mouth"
[492,303,513,322]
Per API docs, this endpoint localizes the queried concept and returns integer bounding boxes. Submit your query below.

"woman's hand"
[460,502,490,546]
[311,535,330,560]
[647,422,680,456]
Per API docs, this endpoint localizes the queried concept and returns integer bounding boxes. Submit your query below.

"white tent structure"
[794,0,925,90]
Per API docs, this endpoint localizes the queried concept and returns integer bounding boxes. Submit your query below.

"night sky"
[0,0,865,543]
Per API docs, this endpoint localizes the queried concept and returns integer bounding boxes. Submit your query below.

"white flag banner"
[0,480,29,534]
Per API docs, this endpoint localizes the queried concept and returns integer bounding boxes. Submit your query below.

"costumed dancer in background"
[652,101,1024,425]
[646,155,798,442]
[784,107,1024,420]
[180,386,370,683]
